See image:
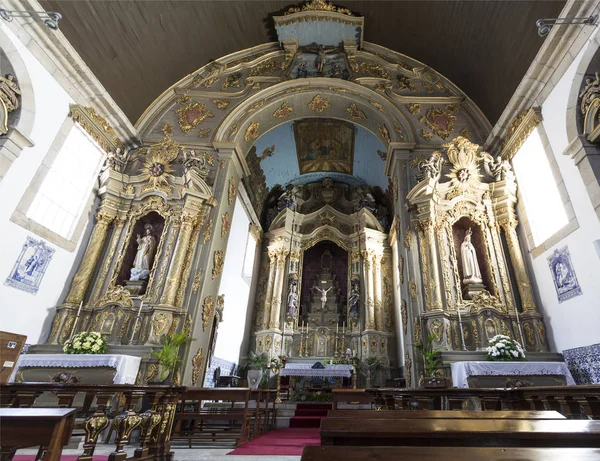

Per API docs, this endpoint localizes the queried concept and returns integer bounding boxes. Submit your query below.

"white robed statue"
[130,224,157,281]
[461,228,483,284]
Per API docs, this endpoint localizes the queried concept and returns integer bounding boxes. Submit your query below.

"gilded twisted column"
[362,250,375,330]
[501,219,537,312]
[161,213,197,306]
[65,211,115,304]
[373,252,384,331]
[417,220,443,311]
[263,251,277,329]
[269,249,289,329]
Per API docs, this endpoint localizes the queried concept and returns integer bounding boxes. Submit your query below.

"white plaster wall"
[0,24,89,344]
[527,40,600,353]
[213,199,253,364]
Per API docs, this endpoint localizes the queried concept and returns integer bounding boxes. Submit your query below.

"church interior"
[1,0,600,459]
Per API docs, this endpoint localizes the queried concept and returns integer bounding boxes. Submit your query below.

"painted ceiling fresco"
[253,120,387,190]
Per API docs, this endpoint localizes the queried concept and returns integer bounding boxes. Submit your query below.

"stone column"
[269,250,289,330]
[373,252,384,331]
[417,220,443,311]
[161,213,197,306]
[65,211,115,304]
[363,250,375,330]
[501,218,537,313]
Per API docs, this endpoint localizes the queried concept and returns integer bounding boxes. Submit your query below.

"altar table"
[9,354,141,384]
[450,361,576,388]
[281,364,353,378]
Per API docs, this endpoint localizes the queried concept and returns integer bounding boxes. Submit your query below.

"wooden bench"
[0,408,77,461]
[320,418,600,447]
[301,446,600,461]
[249,389,276,439]
[171,387,251,447]
[331,389,374,409]
[327,409,566,419]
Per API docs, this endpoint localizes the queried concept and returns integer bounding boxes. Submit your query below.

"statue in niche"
[348,277,360,320]
[314,286,333,310]
[418,151,444,181]
[0,74,21,112]
[287,282,299,317]
[130,224,157,281]
[356,186,376,212]
[305,44,339,74]
[461,228,483,285]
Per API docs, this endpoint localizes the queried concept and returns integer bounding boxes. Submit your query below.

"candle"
[336,324,339,335]
[138,301,144,316]
[457,307,462,323]
[343,322,346,335]
[76,301,83,317]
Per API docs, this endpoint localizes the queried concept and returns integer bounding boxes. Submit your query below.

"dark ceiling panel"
[41,0,566,125]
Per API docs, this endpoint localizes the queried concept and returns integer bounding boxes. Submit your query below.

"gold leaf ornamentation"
[248,100,265,112]
[421,129,433,141]
[260,145,276,160]
[369,100,385,113]
[213,99,230,110]
[192,347,204,386]
[198,128,211,138]
[228,177,237,205]
[273,102,294,118]
[394,122,405,140]
[244,122,260,141]
[69,104,124,152]
[308,95,331,113]
[379,124,390,143]
[177,102,214,134]
[346,103,366,120]
[178,95,191,105]
[221,212,231,238]
[203,218,213,244]
[396,75,418,92]
[420,108,456,140]
[212,250,224,279]
[285,0,353,16]
[162,123,173,137]
[192,271,203,294]
[360,61,391,79]
[203,296,215,330]
[406,103,421,115]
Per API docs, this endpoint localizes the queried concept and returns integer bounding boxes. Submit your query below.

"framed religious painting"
[547,245,582,303]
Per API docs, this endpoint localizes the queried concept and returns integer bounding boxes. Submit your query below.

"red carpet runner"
[228,403,330,455]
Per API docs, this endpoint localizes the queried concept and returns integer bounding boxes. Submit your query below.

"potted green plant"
[414,333,448,388]
[243,351,267,389]
[151,331,192,384]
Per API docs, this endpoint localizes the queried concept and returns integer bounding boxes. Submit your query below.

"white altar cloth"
[450,361,576,388]
[9,354,141,384]
[281,363,353,378]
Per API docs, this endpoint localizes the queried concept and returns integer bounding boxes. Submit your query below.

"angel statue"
[130,224,157,281]
[418,151,444,181]
[314,285,333,310]
[481,152,514,182]
[579,71,600,115]
[461,228,483,285]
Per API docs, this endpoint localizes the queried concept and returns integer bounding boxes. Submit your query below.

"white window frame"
[513,124,578,258]
[11,117,105,251]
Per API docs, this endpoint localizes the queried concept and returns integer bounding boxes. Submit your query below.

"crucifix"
[314,285,332,310]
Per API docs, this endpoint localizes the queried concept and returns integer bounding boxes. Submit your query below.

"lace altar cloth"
[9,354,142,384]
[281,363,353,378]
[450,361,576,388]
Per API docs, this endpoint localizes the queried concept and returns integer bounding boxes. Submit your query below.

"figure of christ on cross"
[314,286,333,310]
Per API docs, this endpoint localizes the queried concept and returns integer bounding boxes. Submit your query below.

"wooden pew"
[327,409,566,419]
[249,389,276,439]
[320,418,600,447]
[301,446,600,461]
[171,387,251,447]
[331,389,374,410]
[0,408,77,461]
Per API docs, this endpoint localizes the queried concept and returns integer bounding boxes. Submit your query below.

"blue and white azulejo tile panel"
[562,343,600,385]
[4,236,55,294]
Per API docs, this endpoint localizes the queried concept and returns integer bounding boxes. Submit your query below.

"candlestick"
[138,301,144,316]
[457,308,467,351]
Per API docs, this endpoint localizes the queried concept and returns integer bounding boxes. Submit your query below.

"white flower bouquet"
[63,331,108,354]
[486,334,526,361]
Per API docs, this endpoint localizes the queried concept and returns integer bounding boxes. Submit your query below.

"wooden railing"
[0,383,185,461]
[365,386,600,419]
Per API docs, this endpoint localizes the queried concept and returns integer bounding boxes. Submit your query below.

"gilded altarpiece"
[250,180,398,367]
[406,137,548,354]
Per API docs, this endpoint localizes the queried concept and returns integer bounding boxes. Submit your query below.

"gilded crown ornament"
[285,0,353,16]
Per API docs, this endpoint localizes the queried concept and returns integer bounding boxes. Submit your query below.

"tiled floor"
[18,443,301,461]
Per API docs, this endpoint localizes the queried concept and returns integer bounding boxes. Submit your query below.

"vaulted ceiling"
[41,0,566,126]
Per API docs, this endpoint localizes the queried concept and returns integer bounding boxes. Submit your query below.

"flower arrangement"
[486,334,526,361]
[63,332,108,354]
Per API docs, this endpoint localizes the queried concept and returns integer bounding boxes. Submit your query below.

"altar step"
[289,403,332,428]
